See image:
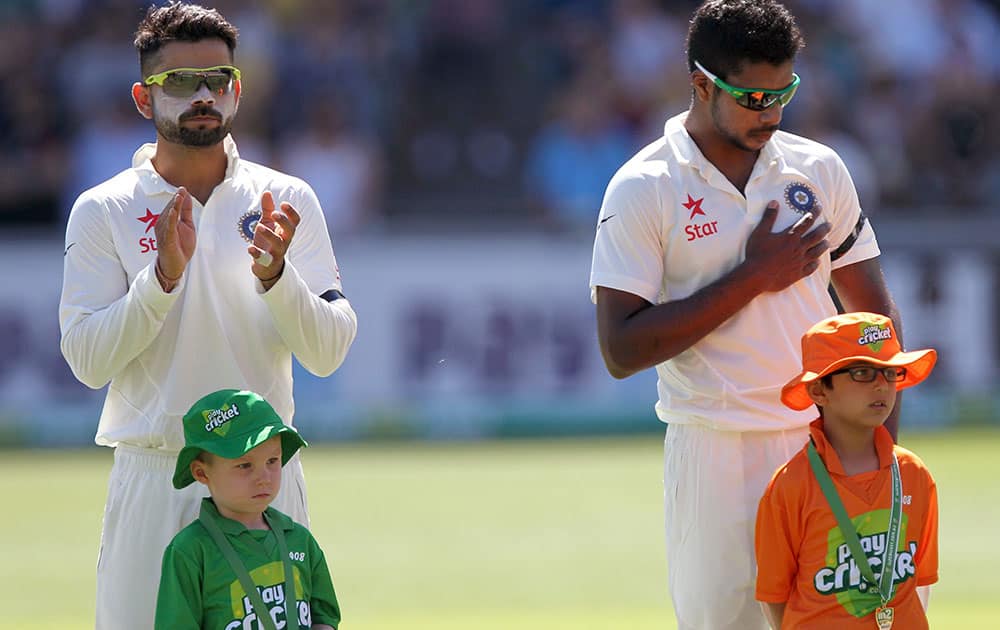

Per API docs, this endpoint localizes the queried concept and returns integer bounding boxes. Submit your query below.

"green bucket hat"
[173,389,307,489]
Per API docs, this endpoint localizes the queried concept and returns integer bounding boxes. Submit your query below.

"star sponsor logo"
[682,194,718,242]
[137,208,160,233]
[683,194,706,220]
[136,208,162,253]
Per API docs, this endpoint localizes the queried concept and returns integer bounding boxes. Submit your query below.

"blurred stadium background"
[0,0,998,627]
[2,0,999,445]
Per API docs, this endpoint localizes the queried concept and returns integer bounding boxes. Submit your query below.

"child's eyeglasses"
[694,60,799,111]
[828,366,907,383]
[144,65,241,98]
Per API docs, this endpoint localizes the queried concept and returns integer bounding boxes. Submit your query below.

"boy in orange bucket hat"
[754,312,939,629]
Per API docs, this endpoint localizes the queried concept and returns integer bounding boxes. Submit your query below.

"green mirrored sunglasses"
[694,60,799,111]
[144,65,241,98]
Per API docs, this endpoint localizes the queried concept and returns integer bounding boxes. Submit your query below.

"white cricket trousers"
[663,422,809,630]
[95,444,310,630]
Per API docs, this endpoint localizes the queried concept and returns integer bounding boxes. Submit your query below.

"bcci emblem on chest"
[784,181,821,216]
[237,210,263,243]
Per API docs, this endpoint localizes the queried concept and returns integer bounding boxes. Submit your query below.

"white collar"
[132,134,242,196]
[663,112,784,188]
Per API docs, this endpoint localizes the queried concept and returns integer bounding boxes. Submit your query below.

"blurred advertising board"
[0,231,995,446]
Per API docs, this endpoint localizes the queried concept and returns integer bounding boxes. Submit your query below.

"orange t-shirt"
[755,419,938,629]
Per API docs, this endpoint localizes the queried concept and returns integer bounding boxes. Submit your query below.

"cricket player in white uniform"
[58,4,357,628]
[590,1,902,629]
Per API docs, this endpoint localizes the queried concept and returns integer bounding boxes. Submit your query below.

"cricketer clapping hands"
[153,187,299,293]
[250,190,301,291]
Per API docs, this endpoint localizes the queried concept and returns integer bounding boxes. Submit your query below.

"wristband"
[155,259,182,287]
[258,261,285,284]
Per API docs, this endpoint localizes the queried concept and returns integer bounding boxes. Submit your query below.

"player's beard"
[710,95,777,154]
[152,99,235,148]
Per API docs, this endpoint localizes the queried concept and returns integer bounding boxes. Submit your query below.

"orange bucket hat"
[781,312,937,411]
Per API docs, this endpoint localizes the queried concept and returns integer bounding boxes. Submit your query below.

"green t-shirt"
[155,498,341,630]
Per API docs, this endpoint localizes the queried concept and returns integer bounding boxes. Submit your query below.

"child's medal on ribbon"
[875,605,893,629]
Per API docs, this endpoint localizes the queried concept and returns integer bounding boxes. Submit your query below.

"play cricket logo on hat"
[173,389,307,489]
[202,402,240,437]
[857,321,893,353]
[780,312,937,411]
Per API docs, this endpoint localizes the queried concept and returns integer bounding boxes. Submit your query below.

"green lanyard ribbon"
[807,439,902,606]
[200,509,302,630]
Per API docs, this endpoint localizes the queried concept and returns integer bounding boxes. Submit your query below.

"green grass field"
[2,429,997,629]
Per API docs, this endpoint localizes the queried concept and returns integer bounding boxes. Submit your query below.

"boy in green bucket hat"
[155,389,340,630]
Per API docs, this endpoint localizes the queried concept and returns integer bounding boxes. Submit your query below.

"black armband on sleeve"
[830,211,867,262]
[319,289,345,302]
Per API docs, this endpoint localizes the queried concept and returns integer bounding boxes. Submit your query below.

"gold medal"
[875,606,893,629]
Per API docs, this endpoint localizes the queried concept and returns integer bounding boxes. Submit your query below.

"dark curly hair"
[686,0,804,80]
[134,2,239,78]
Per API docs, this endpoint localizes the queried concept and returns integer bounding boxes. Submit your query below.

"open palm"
[155,187,197,279]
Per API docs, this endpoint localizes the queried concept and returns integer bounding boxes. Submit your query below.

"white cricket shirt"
[60,136,358,450]
[590,113,880,431]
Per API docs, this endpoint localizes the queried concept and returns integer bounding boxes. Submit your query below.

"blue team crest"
[237,210,262,243]
[784,182,820,215]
